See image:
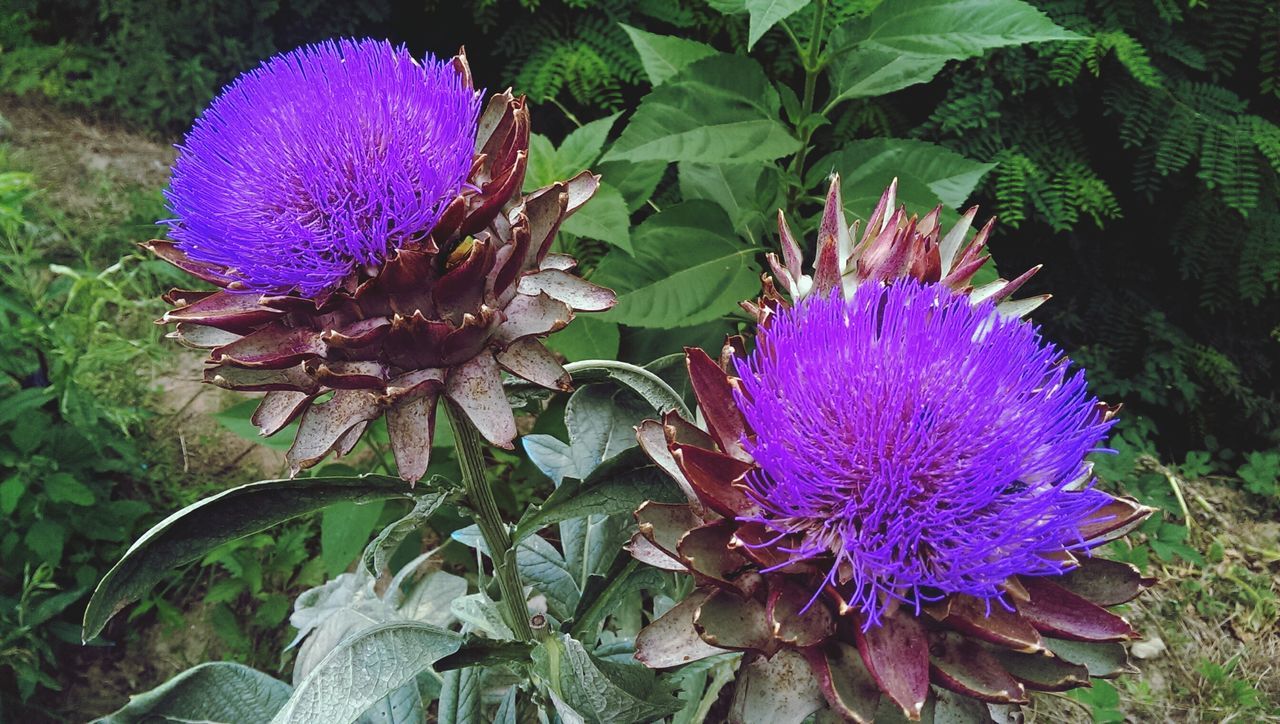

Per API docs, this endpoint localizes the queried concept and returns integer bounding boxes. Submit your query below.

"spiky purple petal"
[733,281,1114,627]
[164,38,481,296]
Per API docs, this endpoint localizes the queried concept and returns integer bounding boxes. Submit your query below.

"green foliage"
[917,0,1279,450]
[1,0,390,132]
[0,153,172,708]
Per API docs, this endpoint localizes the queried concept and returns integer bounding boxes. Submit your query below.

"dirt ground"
[3,96,1277,722]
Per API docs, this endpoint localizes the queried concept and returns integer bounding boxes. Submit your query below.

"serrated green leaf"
[562,183,632,253]
[745,0,811,50]
[270,622,461,724]
[594,202,759,328]
[620,25,718,86]
[828,0,1082,102]
[810,138,995,215]
[558,114,621,172]
[44,472,95,506]
[83,475,434,642]
[603,55,799,165]
[0,475,24,515]
[678,161,785,242]
[532,634,681,724]
[94,662,290,724]
[525,114,620,191]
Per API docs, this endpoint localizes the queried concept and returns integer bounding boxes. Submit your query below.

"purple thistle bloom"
[733,281,1114,627]
[163,38,481,296]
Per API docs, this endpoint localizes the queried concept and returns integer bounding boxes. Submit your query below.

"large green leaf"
[678,161,785,242]
[271,622,462,724]
[620,25,718,86]
[827,0,1081,102]
[532,634,682,724]
[825,46,949,101]
[525,114,620,191]
[594,201,760,329]
[809,138,996,217]
[94,662,290,724]
[602,55,799,165]
[562,183,632,254]
[82,474,428,641]
[322,500,385,577]
[544,316,620,363]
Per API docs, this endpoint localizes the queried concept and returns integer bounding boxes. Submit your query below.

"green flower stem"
[446,401,535,643]
[787,0,830,208]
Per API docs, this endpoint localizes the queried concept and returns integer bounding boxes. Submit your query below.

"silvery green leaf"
[397,569,468,627]
[362,490,449,577]
[566,385,648,469]
[451,593,516,640]
[452,525,580,620]
[438,667,482,724]
[513,449,684,543]
[270,622,462,724]
[93,662,290,724]
[531,634,682,724]
[355,682,424,724]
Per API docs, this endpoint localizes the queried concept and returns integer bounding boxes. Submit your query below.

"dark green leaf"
[562,183,633,253]
[545,316,621,364]
[594,202,760,329]
[809,138,995,215]
[603,55,799,165]
[827,0,1081,103]
[744,0,811,50]
[322,500,385,577]
[83,474,431,642]
[620,25,718,86]
[678,162,785,241]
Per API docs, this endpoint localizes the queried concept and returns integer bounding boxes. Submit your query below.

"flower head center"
[733,281,1113,625]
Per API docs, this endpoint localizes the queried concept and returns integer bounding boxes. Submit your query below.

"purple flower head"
[163,38,482,296]
[733,281,1114,627]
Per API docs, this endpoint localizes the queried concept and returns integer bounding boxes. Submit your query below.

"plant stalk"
[787,0,829,208]
[446,402,534,642]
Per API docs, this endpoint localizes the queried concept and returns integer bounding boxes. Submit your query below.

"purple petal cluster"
[163,38,481,296]
[733,281,1114,626]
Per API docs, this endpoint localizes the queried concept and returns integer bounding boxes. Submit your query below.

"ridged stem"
[446,401,534,642]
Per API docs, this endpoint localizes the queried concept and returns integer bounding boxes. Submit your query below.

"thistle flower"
[148,39,615,482]
[164,39,480,297]
[630,191,1152,723]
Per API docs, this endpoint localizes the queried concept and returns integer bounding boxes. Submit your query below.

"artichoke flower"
[630,186,1152,723]
[149,39,614,482]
